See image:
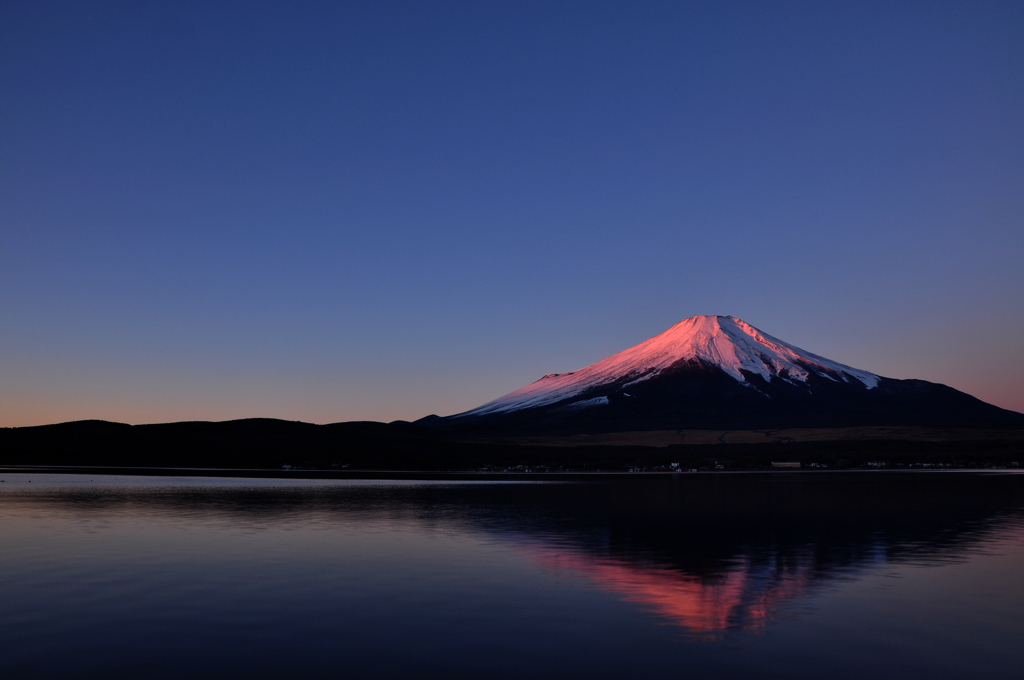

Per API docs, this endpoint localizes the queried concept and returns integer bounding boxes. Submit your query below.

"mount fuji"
[428,316,1023,434]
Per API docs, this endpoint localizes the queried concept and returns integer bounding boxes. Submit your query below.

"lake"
[1,471,1023,679]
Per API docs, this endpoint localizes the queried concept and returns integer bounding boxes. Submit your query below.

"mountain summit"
[459,315,878,418]
[435,315,1023,433]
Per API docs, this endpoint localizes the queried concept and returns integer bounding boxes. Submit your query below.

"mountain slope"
[435,316,1024,433]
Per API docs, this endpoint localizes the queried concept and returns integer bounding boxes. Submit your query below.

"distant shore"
[3,419,1022,473]
[3,463,1022,483]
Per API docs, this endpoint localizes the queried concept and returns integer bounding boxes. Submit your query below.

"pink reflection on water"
[523,545,811,638]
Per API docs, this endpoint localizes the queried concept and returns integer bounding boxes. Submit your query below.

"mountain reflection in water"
[4,472,1022,638]
[475,472,1024,637]
[524,546,813,637]
[2,471,1024,680]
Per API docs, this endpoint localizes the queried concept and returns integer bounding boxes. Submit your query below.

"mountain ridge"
[432,315,1024,433]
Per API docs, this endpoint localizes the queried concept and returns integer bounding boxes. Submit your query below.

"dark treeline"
[2,418,1024,471]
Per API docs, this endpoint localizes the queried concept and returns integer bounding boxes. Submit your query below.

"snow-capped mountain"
[459,316,878,417]
[432,315,1023,433]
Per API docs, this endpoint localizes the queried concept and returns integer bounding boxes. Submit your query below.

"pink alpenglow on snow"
[459,315,879,417]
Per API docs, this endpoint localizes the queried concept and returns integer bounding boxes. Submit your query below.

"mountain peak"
[454,315,880,418]
[647,315,877,385]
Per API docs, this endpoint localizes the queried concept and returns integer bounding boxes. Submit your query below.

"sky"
[2,1,1023,427]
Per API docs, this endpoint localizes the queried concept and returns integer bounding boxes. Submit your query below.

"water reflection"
[2,472,1023,643]
[525,546,814,637]
[482,473,1024,637]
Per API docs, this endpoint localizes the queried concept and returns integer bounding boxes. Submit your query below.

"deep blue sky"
[3,1,1023,425]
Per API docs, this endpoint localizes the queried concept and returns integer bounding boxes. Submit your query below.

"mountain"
[432,315,1024,434]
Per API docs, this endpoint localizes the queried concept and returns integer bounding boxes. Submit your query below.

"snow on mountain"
[455,315,879,417]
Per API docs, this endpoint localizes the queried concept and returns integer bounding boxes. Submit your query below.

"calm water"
[1,472,1023,679]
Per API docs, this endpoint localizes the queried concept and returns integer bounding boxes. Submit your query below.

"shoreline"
[2,464,1020,482]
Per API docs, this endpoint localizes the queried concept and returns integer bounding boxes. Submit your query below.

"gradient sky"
[2,1,1023,426]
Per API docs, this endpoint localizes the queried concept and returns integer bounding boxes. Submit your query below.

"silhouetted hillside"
[2,418,1023,471]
